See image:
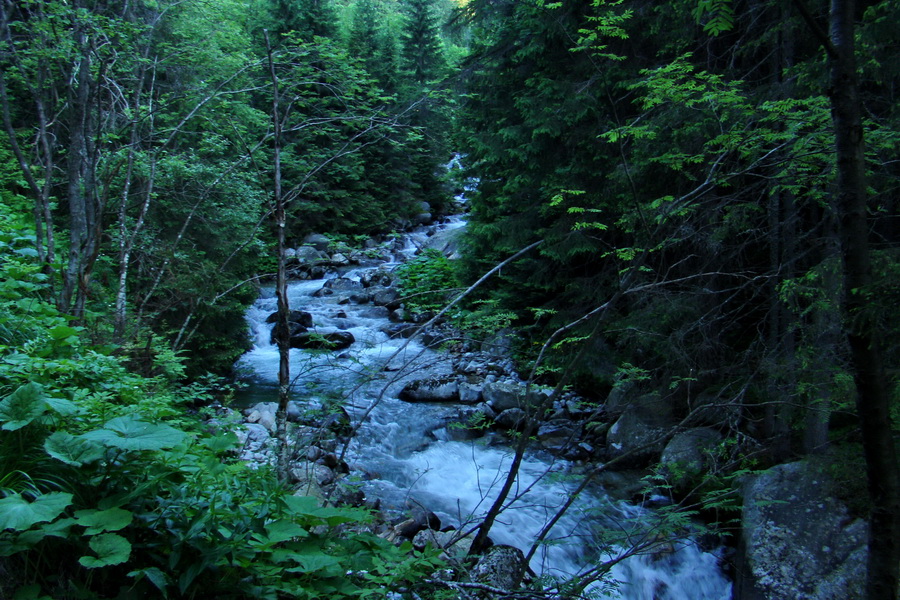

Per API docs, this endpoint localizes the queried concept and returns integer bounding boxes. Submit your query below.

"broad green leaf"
[0,492,72,531]
[282,495,363,526]
[202,432,239,453]
[12,583,51,600]
[264,519,309,544]
[48,325,80,340]
[128,567,169,596]
[43,396,79,416]
[79,533,131,568]
[82,416,188,451]
[44,432,104,466]
[0,383,47,430]
[74,508,133,534]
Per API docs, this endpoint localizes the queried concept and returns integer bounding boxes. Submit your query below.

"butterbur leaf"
[82,416,187,451]
[74,508,133,534]
[0,383,47,430]
[48,325,80,341]
[12,583,51,600]
[0,492,72,531]
[43,396,79,416]
[202,432,238,453]
[79,533,131,568]
[45,432,104,466]
[264,519,308,544]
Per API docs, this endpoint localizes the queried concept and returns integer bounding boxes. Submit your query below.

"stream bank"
[226,216,734,600]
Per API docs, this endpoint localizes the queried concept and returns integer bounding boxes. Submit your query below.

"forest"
[0,0,897,599]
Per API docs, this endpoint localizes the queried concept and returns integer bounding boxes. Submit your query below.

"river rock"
[382,323,418,339]
[605,407,669,467]
[361,269,392,288]
[369,286,401,309]
[423,223,466,259]
[398,377,460,403]
[324,277,362,294]
[482,381,552,413]
[469,545,527,592]
[302,233,331,252]
[660,427,722,487]
[738,461,867,600]
[330,252,350,266]
[289,246,328,263]
[289,331,355,351]
[458,382,483,404]
[495,407,527,430]
[265,310,313,328]
[537,420,582,455]
[356,305,390,319]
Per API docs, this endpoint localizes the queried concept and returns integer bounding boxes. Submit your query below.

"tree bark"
[265,31,293,483]
[828,1,900,598]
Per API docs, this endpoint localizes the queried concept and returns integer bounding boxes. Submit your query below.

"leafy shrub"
[394,249,460,314]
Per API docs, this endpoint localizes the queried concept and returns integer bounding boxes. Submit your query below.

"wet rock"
[330,252,350,266]
[483,382,552,413]
[289,331,355,351]
[381,323,419,339]
[399,377,460,403]
[357,306,390,319]
[659,427,722,487]
[537,420,582,454]
[370,287,401,309]
[458,382,483,404]
[290,246,328,263]
[361,269,392,288]
[605,407,670,468]
[323,277,362,293]
[302,233,331,252]
[738,461,867,600]
[265,310,314,328]
[470,545,527,592]
[495,407,527,430]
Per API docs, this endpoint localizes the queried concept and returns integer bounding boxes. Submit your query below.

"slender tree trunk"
[828,1,900,597]
[265,31,293,483]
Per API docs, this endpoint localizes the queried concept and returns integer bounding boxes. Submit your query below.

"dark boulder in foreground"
[290,331,355,351]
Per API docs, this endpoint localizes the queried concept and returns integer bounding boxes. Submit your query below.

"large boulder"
[266,310,313,328]
[737,461,867,600]
[605,407,670,467]
[290,331,355,351]
[398,377,460,403]
[469,545,527,592]
[537,420,583,455]
[482,382,552,413]
[302,233,331,252]
[659,427,722,488]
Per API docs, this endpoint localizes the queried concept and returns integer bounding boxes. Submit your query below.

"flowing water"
[234,221,733,600]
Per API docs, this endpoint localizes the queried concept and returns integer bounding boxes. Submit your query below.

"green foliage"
[395,249,460,313]
[0,214,445,599]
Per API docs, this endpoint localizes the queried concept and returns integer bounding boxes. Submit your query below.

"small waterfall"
[234,221,733,600]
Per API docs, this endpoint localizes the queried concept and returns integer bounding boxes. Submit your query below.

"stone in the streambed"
[302,233,331,252]
[398,377,460,403]
[369,286,401,309]
[361,269,392,288]
[289,330,355,351]
[482,381,552,413]
[470,545,527,593]
[324,277,362,293]
[738,461,867,600]
[412,529,473,558]
[289,462,329,498]
[381,323,418,339]
[605,406,670,467]
[458,382,483,404]
[330,253,350,266]
[290,245,328,263]
[389,308,405,322]
[495,407,527,431]
[537,420,582,454]
[265,310,313,328]
[659,427,722,488]
[357,306,390,319]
